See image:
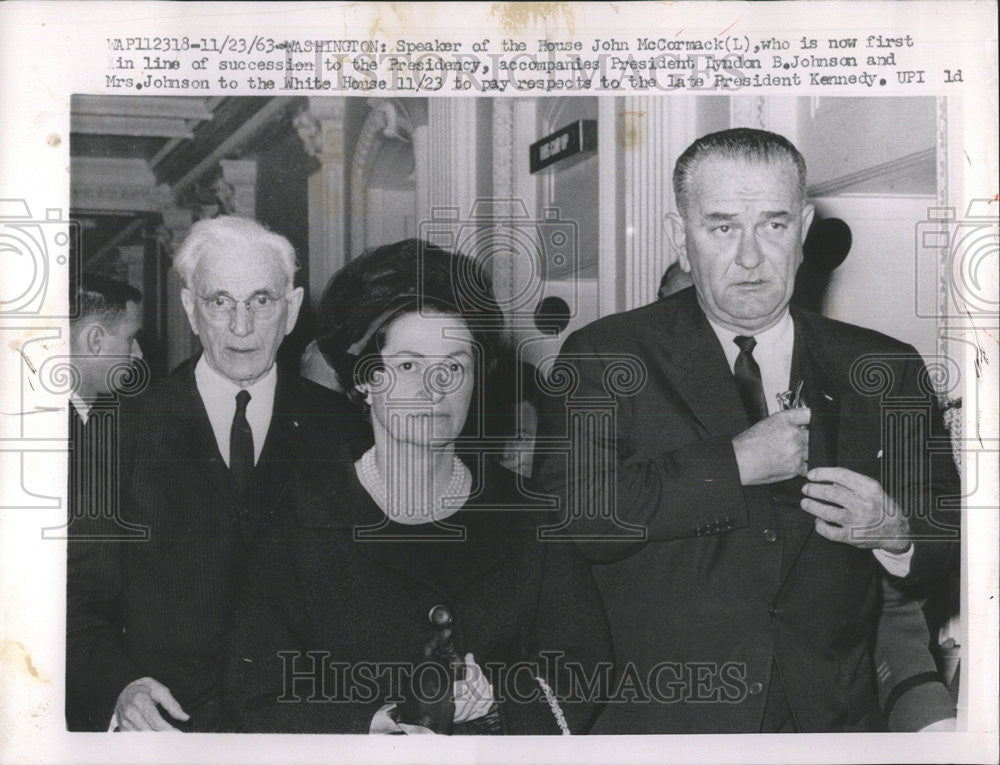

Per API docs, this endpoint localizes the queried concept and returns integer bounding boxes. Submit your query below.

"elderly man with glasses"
[67,216,362,732]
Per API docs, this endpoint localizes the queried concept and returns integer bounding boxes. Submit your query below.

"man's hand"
[114,677,189,731]
[732,408,811,485]
[800,467,912,553]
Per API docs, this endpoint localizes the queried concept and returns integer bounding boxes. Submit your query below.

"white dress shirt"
[707,310,795,416]
[194,356,276,466]
[705,309,912,575]
[69,394,91,425]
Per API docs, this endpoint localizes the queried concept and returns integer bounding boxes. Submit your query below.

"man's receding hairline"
[189,243,294,290]
[681,154,807,212]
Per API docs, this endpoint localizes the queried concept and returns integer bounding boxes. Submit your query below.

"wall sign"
[529,119,597,173]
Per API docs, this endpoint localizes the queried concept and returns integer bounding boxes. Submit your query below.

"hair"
[171,215,297,288]
[70,273,142,336]
[657,261,694,300]
[672,128,808,217]
[316,239,507,443]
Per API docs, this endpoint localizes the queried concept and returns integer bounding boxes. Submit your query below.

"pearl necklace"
[357,446,471,522]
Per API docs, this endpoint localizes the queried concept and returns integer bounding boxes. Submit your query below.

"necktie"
[230,389,254,497]
[733,335,769,424]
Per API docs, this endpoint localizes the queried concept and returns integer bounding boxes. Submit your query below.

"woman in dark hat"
[225,239,611,735]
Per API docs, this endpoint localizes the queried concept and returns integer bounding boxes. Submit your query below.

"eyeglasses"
[196,291,290,322]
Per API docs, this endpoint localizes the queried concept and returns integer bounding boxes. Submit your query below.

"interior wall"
[814,195,945,372]
[799,97,937,191]
[255,126,315,370]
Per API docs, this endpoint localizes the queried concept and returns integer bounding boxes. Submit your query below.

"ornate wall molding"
[293,97,348,301]
[70,157,168,213]
[806,149,936,197]
[350,98,427,258]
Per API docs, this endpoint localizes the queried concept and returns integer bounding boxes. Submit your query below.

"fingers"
[115,677,186,732]
[784,406,812,426]
[801,480,854,508]
[807,466,874,492]
[133,693,177,731]
[812,517,852,545]
[147,682,189,722]
[119,696,175,731]
[799,496,847,524]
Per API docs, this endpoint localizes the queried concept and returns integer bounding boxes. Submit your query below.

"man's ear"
[84,323,105,356]
[180,288,200,335]
[284,286,305,336]
[665,213,691,272]
[800,202,816,244]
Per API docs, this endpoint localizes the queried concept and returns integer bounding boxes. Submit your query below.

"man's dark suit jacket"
[66,399,120,730]
[66,357,363,731]
[534,287,959,734]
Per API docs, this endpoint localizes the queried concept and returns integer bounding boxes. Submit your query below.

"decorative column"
[293,97,348,303]
[422,99,480,230]
[620,96,697,311]
[490,98,540,317]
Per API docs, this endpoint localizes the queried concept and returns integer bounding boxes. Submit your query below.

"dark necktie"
[733,336,769,424]
[230,389,254,497]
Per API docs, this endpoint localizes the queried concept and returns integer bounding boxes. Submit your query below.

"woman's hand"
[453,653,495,724]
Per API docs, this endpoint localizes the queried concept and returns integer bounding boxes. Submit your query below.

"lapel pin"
[877,449,884,459]
[822,392,834,402]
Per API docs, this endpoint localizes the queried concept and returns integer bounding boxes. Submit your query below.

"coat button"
[762,528,778,543]
[769,605,782,617]
[748,681,764,695]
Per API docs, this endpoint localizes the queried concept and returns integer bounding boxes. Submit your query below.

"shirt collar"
[69,394,90,424]
[705,309,794,366]
[194,355,278,409]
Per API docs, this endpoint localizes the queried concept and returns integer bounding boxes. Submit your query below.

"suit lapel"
[164,365,234,506]
[655,291,752,439]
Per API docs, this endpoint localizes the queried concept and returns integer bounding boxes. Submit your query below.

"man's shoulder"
[119,357,196,414]
[794,307,917,356]
[566,292,684,351]
[278,371,358,415]
[276,370,370,455]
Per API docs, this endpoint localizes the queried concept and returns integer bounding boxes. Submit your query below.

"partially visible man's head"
[657,261,694,300]
[69,274,143,399]
[668,128,814,333]
[177,216,303,387]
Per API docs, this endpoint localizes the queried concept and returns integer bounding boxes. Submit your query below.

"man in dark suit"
[65,274,143,730]
[67,216,360,731]
[67,274,144,525]
[534,128,959,733]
